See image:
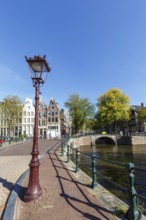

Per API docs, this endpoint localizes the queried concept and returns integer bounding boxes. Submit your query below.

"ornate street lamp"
[24,55,51,202]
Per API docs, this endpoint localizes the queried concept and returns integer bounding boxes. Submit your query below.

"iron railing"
[61,139,146,220]
[0,136,32,147]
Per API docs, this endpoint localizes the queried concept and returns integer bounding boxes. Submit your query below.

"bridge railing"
[127,132,146,136]
[61,139,146,220]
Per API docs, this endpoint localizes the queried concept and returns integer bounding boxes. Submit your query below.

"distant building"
[0,97,72,139]
[0,104,8,137]
[47,98,61,138]
[22,98,35,137]
[60,108,71,136]
[38,97,47,138]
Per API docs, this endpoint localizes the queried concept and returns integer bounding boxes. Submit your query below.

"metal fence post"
[67,144,70,163]
[76,147,80,173]
[125,163,142,220]
[61,140,64,156]
[92,154,97,189]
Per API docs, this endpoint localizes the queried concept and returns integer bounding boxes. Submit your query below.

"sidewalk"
[0,155,31,218]
[12,143,118,220]
[0,139,60,220]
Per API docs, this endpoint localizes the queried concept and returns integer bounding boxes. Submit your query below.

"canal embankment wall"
[117,135,146,145]
[69,135,146,147]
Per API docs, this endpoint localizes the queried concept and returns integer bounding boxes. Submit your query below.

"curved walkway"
[15,143,116,220]
[0,155,31,218]
[0,139,60,219]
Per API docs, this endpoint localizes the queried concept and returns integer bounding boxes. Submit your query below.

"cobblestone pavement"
[0,139,60,219]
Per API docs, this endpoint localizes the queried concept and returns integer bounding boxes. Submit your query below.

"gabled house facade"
[38,97,47,138]
[0,97,71,139]
[22,98,35,137]
[47,98,61,138]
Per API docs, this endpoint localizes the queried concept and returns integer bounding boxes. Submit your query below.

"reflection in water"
[72,144,146,204]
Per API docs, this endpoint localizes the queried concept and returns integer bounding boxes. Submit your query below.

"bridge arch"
[95,135,117,145]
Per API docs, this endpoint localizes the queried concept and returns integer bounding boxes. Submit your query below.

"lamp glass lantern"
[25,55,51,84]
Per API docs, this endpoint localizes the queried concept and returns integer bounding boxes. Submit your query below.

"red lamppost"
[24,55,51,202]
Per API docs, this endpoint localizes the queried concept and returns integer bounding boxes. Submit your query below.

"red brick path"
[16,142,116,220]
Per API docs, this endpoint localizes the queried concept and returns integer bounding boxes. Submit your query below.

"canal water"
[71,144,146,205]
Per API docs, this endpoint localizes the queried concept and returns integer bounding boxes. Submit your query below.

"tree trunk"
[114,122,117,134]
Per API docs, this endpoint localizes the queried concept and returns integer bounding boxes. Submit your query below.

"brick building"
[38,97,47,138]
[46,98,61,138]
[0,97,71,139]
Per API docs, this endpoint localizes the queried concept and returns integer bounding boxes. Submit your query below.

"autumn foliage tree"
[65,94,95,134]
[97,88,130,133]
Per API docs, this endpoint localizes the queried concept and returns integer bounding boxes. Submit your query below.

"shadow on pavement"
[0,177,14,191]
[48,149,115,220]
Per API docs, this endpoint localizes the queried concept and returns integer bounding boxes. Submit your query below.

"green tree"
[65,94,95,134]
[97,88,130,133]
[138,106,146,126]
[0,95,23,136]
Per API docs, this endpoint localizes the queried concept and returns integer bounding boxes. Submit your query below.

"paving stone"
[0,139,60,219]
[0,156,31,217]
[15,143,117,220]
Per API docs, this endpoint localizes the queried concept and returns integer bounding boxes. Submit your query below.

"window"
[42,120,45,126]
[27,118,30,123]
[42,112,46,118]
[31,118,34,123]
[3,128,6,135]
[30,125,33,135]
[52,105,54,109]
[27,125,30,134]
[23,126,26,135]
[48,118,51,122]
[55,112,58,115]
[52,112,54,116]
[31,112,34,116]
[27,112,30,116]
[55,117,58,122]
[23,118,26,123]
[52,117,54,122]
[23,111,26,116]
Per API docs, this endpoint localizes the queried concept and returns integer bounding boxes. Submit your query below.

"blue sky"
[0,0,146,108]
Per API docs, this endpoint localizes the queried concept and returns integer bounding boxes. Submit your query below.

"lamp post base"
[24,189,42,202]
[24,161,42,202]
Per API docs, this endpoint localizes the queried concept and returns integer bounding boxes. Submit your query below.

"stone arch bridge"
[70,134,117,148]
[70,134,146,147]
[91,134,117,145]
